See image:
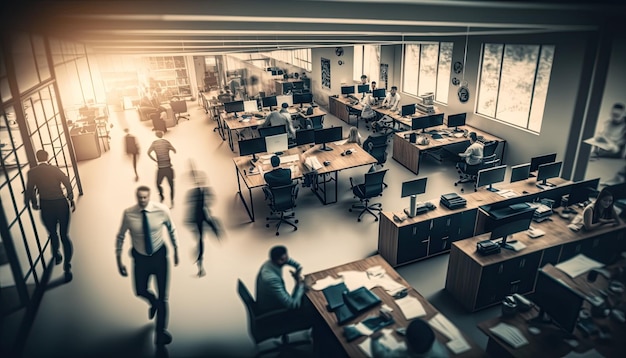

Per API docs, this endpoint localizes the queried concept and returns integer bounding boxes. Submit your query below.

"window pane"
[418,44,439,96]
[32,35,50,81]
[496,45,539,127]
[354,45,363,82]
[477,44,504,118]
[11,33,39,94]
[403,44,419,95]
[528,45,554,132]
[366,45,380,83]
[436,42,453,104]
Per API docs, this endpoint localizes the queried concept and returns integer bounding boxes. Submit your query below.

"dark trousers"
[156,167,175,201]
[193,214,220,262]
[132,246,169,334]
[40,198,73,271]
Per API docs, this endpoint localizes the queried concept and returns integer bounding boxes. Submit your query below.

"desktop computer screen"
[258,125,287,138]
[401,104,416,117]
[224,100,244,114]
[510,163,531,183]
[447,113,466,129]
[276,94,293,108]
[529,153,557,173]
[401,177,427,198]
[314,127,342,151]
[243,100,258,113]
[292,81,304,90]
[296,128,316,146]
[341,85,355,95]
[373,88,386,99]
[476,165,507,192]
[532,269,585,334]
[426,113,444,127]
[411,117,429,131]
[567,178,600,207]
[293,93,313,105]
[489,207,535,250]
[536,161,562,187]
[238,137,266,158]
[357,84,370,94]
[265,133,288,155]
[261,96,278,108]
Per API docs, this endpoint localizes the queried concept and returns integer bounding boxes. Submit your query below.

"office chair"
[455,154,499,192]
[347,106,362,128]
[149,112,167,133]
[258,125,287,138]
[349,169,388,222]
[309,116,323,130]
[169,97,189,123]
[365,142,389,188]
[237,279,311,357]
[263,182,299,235]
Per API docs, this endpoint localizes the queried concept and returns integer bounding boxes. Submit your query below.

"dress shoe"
[64,271,73,282]
[55,252,63,265]
[149,305,157,320]
[155,330,172,345]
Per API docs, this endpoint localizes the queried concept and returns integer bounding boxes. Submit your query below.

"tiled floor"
[18,99,535,357]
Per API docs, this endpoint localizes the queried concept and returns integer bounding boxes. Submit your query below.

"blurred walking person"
[124,128,140,181]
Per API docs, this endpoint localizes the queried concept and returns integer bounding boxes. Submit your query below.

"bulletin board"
[321,58,331,89]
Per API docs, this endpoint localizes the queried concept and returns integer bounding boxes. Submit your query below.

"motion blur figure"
[186,168,222,277]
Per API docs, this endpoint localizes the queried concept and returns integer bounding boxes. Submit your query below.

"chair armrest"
[349,177,356,189]
[262,186,273,201]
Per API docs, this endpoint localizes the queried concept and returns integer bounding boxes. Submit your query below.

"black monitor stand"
[486,183,499,192]
[495,234,516,251]
[454,126,464,132]
[233,111,239,118]
[319,143,333,151]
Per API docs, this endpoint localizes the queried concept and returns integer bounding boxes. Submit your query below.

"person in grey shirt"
[261,109,296,139]
[255,245,306,314]
[457,132,484,171]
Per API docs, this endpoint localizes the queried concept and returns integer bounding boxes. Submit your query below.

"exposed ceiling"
[2,0,623,56]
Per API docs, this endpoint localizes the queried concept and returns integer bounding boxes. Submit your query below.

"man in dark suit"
[24,150,75,282]
[263,155,292,188]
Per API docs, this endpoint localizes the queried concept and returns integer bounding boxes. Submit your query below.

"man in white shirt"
[382,86,401,111]
[457,132,484,171]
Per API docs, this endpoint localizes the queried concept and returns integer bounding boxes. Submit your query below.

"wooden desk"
[477,262,626,358]
[374,106,442,130]
[329,95,360,125]
[221,113,268,151]
[378,177,571,267]
[392,124,505,175]
[305,255,483,358]
[233,142,376,221]
[445,205,626,312]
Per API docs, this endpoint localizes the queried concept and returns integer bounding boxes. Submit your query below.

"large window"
[263,49,312,72]
[477,43,554,133]
[402,42,453,104]
[353,45,380,84]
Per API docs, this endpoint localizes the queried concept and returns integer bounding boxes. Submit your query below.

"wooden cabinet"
[328,96,351,123]
[397,221,430,265]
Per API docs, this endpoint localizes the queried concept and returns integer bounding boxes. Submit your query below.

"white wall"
[595,36,626,133]
[311,47,355,107]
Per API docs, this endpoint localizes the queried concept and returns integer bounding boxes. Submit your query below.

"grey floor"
[21,99,611,358]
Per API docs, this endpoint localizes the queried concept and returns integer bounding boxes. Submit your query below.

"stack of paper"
[429,313,471,354]
[395,296,426,320]
[338,271,376,291]
[311,276,344,291]
[555,254,604,278]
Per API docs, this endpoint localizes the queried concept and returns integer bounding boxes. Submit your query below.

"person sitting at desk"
[279,102,292,121]
[360,74,369,85]
[381,86,401,111]
[261,110,296,139]
[591,102,626,159]
[371,81,377,92]
[583,187,620,231]
[361,93,379,125]
[264,156,293,188]
[346,126,362,146]
[456,132,483,171]
[371,318,448,358]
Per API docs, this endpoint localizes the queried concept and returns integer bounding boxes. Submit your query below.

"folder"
[323,282,348,311]
[343,286,382,314]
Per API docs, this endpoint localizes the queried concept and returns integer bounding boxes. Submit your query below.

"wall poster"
[321,58,331,89]
[380,63,389,90]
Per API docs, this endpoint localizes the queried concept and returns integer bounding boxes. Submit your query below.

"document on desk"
[358,330,406,358]
[395,295,425,320]
[280,154,300,164]
[428,313,471,354]
[334,139,348,146]
[369,276,406,296]
[311,276,345,291]
[304,156,323,171]
[338,270,376,291]
[497,189,519,198]
[488,322,529,348]
[555,253,604,278]
[562,349,605,358]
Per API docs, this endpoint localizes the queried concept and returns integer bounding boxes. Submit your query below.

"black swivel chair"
[169,97,189,123]
[347,106,362,128]
[263,182,299,235]
[149,112,167,133]
[364,141,389,188]
[309,116,323,130]
[349,169,388,222]
[237,279,311,356]
[455,154,500,192]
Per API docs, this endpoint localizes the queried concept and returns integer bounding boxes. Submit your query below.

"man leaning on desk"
[264,156,294,188]
[261,106,296,139]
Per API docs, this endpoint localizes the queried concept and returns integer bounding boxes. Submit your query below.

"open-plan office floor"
[19,99,610,357]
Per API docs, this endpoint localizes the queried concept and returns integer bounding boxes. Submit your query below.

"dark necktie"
[142,210,153,255]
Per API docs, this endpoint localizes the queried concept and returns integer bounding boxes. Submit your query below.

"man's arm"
[59,169,75,211]
[168,142,177,154]
[147,143,157,162]
[264,273,304,309]
[116,211,129,276]
[163,210,179,266]
[24,172,37,209]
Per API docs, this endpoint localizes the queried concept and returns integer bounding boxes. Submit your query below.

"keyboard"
[453,132,464,138]
[280,154,300,164]
[431,133,443,140]
[489,322,528,348]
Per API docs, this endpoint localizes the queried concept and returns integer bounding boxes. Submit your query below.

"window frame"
[401,42,453,104]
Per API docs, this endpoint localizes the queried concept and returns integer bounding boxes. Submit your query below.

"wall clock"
[451,77,460,86]
[458,86,470,103]
[338,60,344,66]
[453,61,463,74]
[335,47,344,56]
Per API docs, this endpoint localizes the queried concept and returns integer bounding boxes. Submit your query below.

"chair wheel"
[266,224,270,228]
[474,188,477,192]
[266,217,270,220]
[349,208,352,212]
[276,232,279,236]
[375,218,378,222]
[454,183,458,186]
[357,218,361,222]
[460,188,464,192]
[295,219,299,224]
[294,227,298,231]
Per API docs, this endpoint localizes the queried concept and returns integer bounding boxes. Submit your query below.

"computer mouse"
[323,161,330,166]
[522,191,529,194]
[528,326,541,335]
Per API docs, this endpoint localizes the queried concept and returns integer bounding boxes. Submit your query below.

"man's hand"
[31,202,39,210]
[290,267,303,283]
[118,262,128,277]
[69,199,76,212]
[173,249,179,266]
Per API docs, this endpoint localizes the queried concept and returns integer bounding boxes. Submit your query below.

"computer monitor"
[314,127,342,151]
[529,153,557,174]
[401,104,416,117]
[265,133,288,156]
[224,100,244,117]
[426,113,444,128]
[238,137,266,162]
[276,94,293,108]
[357,84,370,97]
[531,269,585,334]
[401,177,427,217]
[510,163,531,183]
[292,81,304,90]
[261,96,278,110]
[411,117,430,132]
[258,125,287,138]
[489,207,535,250]
[567,178,600,208]
[536,161,562,187]
[477,165,507,192]
[447,113,466,131]
[372,88,386,100]
[293,93,313,107]
[295,128,315,146]
[243,100,258,113]
[341,85,355,96]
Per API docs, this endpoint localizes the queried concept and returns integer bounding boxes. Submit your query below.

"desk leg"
[235,166,255,222]
[227,127,235,151]
[311,171,337,205]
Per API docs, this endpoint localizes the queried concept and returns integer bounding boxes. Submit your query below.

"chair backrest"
[258,125,287,138]
[266,183,298,212]
[237,279,260,340]
[310,116,323,130]
[482,140,498,157]
[347,106,361,116]
[363,134,387,149]
[170,100,187,113]
[362,169,388,198]
[367,143,387,165]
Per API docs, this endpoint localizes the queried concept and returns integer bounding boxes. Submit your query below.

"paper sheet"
[395,296,426,320]
[358,338,374,358]
[562,348,605,358]
[429,313,471,354]
[338,270,376,291]
[310,276,344,291]
[369,276,406,295]
[555,254,604,278]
